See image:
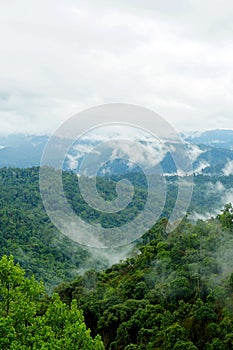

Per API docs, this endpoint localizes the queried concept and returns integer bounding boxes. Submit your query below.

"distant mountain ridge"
[0,129,233,176]
[181,129,233,150]
[0,134,48,168]
[182,129,233,176]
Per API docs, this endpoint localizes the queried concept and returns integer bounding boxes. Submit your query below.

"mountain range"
[0,129,233,177]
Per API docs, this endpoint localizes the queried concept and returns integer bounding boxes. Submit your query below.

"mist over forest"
[1,0,233,348]
[0,152,233,349]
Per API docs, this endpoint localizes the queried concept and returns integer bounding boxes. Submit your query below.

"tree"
[217,203,233,229]
[0,255,104,349]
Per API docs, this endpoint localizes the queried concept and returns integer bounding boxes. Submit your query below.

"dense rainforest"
[1,205,233,349]
[0,166,232,289]
[0,167,110,291]
[1,167,233,348]
[0,255,104,349]
[55,206,233,349]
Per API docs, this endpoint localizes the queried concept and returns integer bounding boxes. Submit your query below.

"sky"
[0,0,233,135]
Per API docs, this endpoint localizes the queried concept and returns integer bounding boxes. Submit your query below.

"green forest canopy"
[55,205,233,350]
[0,255,104,349]
[0,167,232,291]
[1,167,233,348]
[1,205,233,349]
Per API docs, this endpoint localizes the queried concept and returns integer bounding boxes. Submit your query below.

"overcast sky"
[0,0,233,135]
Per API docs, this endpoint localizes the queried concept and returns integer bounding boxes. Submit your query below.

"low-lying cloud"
[223,160,233,176]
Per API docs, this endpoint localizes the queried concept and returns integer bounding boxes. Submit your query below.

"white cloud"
[109,141,165,168]
[0,0,233,134]
[64,125,169,172]
[222,189,233,206]
[223,160,233,176]
[186,144,205,162]
[207,181,225,193]
[66,154,79,170]
[191,211,215,221]
[193,160,210,174]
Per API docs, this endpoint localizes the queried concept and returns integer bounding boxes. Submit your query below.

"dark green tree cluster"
[0,167,109,291]
[0,255,104,349]
[56,205,233,349]
[0,166,232,291]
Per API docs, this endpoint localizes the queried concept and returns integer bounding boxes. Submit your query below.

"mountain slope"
[55,207,233,350]
[1,131,233,177]
[182,129,233,150]
[0,166,232,292]
[0,167,109,291]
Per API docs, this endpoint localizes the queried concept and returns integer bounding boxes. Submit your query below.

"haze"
[0,0,233,134]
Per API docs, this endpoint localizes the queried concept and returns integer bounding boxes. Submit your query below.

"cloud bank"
[0,0,233,134]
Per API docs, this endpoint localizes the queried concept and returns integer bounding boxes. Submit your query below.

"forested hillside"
[1,0,232,347]
[0,255,104,349]
[56,206,233,349]
[0,167,233,348]
[0,167,109,291]
[0,167,232,291]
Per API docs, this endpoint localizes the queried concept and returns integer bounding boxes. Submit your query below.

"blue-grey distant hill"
[0,129,233,176]
[0,134,48,168]
[181,129,233,150]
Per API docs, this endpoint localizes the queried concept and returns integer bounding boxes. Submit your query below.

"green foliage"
[0,255,104,349]
[0,167,109,291]
[217,203,233,229]
[2,167,233,349]
[0,167,231,291]
[57,212,233,349]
